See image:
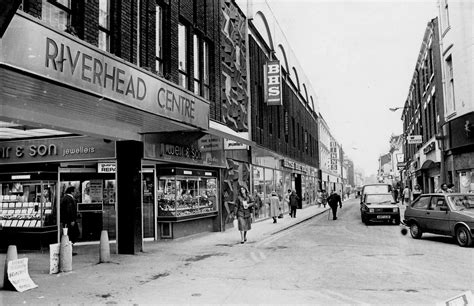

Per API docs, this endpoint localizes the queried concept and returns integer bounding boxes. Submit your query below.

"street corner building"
[391,1,474,194]
[0,0,351,255]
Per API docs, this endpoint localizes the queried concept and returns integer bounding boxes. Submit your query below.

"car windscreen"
[365,194,393,204]
[448,195,474,211]
[363,185,391,194]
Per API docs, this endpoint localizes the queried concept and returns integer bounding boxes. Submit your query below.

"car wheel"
[456,226,473,247]
[410,223,422,239]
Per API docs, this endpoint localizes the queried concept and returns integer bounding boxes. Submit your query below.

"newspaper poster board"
[7,258,38,292]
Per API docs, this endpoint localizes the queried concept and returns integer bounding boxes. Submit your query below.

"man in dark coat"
[60,186,79,244]
[327,191,342,220]
[289,190,299,218]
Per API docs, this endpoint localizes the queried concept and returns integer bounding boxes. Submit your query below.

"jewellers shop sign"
[0,137,115,164]
[264,60,282,106]
[0,12,209,130]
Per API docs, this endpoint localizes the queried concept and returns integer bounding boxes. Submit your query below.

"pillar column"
[116,140,143,254]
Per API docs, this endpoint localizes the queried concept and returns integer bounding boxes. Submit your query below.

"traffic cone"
[3,245,18,290]
[99,230,110,263]
[59,228,72,272]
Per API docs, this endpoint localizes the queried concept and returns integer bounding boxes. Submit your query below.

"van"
[360,183,393,204]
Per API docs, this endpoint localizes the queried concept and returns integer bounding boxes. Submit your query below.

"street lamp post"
[436,133,446,185]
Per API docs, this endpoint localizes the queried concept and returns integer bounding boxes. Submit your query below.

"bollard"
[3,245,18,290]
[99,230,110,263]
[59,228,72,272]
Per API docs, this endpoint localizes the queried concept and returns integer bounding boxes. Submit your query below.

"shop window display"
[157,175,217,218]
[0,181,56,228]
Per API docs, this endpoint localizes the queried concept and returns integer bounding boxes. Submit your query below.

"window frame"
[193,34,201,96]
[98,0,110,52]
[178,22,189,89]
[155,4,163,74]
[42,0,72,32]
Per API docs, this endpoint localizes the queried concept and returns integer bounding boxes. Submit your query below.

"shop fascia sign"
[422,141,436,155]
[264,60,282,106]
[224,132,249,150]
[1,12,209,130]
[98,162,116,173]
[281,159,307,173]
[0,136,115,164]
[406,135,422,144]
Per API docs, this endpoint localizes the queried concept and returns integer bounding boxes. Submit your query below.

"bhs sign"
[264,60,282,106]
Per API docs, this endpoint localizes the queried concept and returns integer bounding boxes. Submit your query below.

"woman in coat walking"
[269,191,281,223]
[233,186,254,244]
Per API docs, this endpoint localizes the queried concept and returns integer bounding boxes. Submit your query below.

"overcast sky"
[265,0,439,176]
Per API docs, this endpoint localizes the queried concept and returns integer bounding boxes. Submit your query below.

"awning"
[208,120,256,147]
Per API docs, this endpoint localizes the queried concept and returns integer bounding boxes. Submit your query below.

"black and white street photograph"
[0,0,473,305]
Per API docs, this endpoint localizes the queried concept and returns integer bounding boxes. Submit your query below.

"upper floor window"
[155,5,163,74]
[202,41,210,99]
[42,0,71,32]
[193,34,201,96]
[192,35,210,99]
[441,0,450,33]
[98,0,110,52]
[178,23,188,89]
[445,55,455,113]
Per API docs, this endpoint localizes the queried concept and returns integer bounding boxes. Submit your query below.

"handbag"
[278,207,283,218]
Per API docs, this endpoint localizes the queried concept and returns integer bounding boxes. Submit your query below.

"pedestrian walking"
[284,189,291,215]
[289,190,299,218]
[402,185,411,205]
[269,191,280,223]
[321,189,328,208]
[327,191,342,220]
[252,191,262,219]
[317,189,323,207]
[60,186,80,254]
[412,184,422,201]
[233,186,254,244]
[393,184,399,203]
[438,183,449,193]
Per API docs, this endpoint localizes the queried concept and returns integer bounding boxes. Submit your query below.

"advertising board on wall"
[1,12,209,130]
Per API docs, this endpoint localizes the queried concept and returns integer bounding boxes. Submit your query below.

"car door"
[425,195,451,235]
[406,195,431,230]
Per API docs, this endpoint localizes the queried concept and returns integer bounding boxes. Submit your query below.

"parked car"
[360,183,393,204]
[404,193,474,247]
[360,193,400,225]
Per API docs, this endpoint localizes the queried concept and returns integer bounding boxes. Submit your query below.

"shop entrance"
[295,174,302,209]
[59,166,116,242]
[142,168,156,239]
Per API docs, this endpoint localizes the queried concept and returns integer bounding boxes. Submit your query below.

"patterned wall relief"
[220,0,249,132]
[222,159,250,225]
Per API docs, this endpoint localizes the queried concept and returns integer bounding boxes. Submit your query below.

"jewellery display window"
[0,181,56,228]
[157,168,218,220]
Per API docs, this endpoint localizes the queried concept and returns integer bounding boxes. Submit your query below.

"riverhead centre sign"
[0,12,209,130]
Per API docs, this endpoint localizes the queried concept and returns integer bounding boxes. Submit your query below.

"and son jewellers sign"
[0,137,115,164]
[1,12,209,130]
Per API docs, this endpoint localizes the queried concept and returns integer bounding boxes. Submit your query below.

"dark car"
[360,193,400,225]
[404,193,474,247]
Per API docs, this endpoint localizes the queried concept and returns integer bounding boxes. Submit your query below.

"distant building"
[400,17,444,193]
